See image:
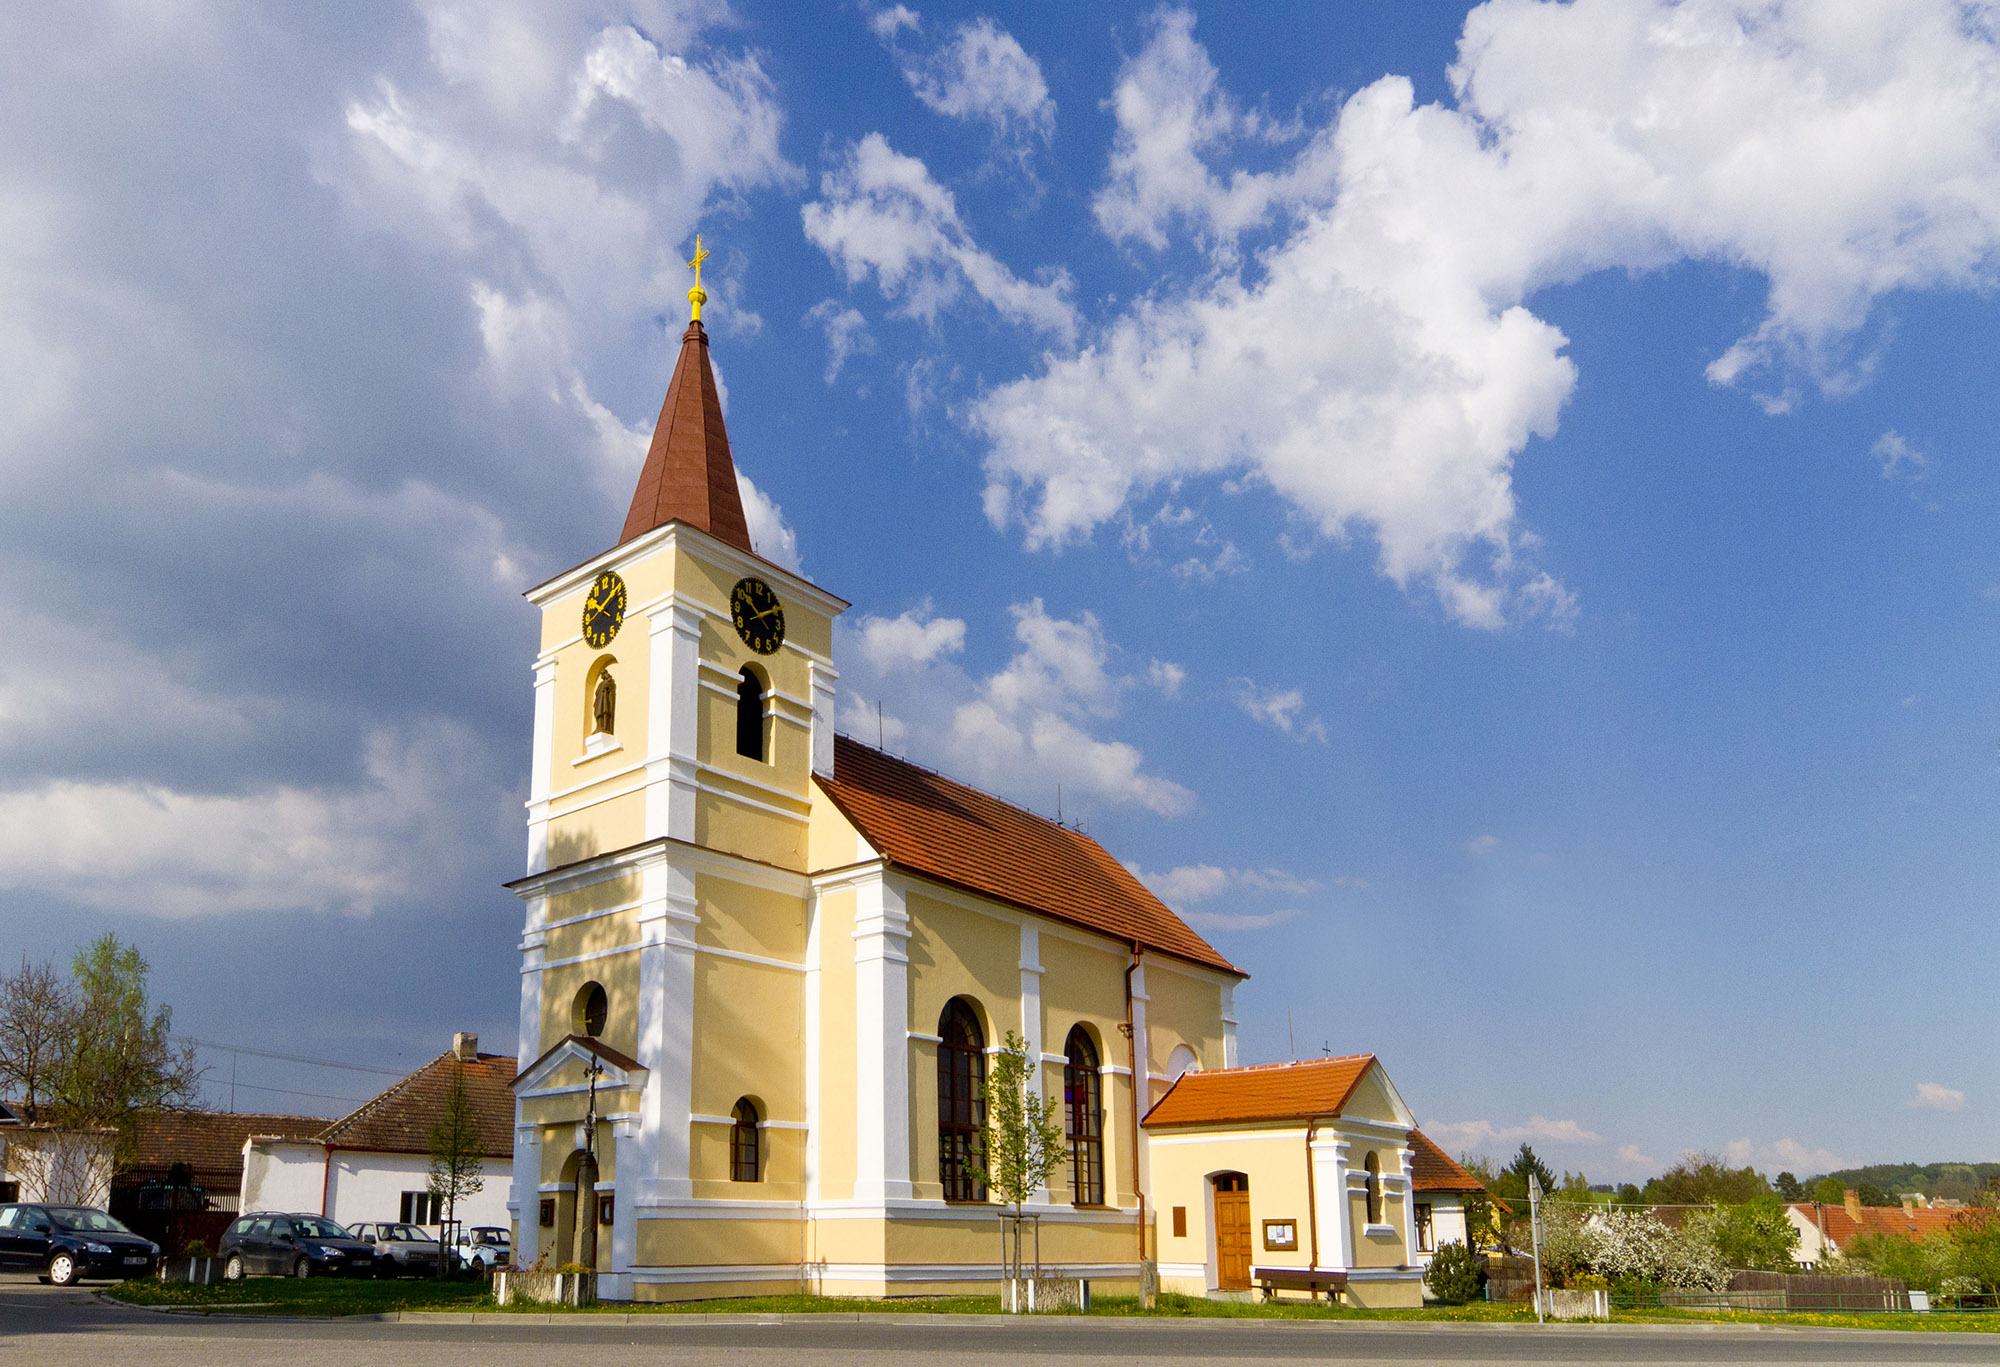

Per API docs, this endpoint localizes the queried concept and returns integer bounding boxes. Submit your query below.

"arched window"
[1063,1026,1103,1206]
[936,999,986,1202]
[730,1098,760,1182]
[736,667,765,761]
[574,982,607,1038]
[591,668,616,735]
[1364,1150,1383,1225]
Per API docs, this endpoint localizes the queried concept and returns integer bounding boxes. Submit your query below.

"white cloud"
[1616,1144,1661,1172]
[1228,678,1327,743]
[883,13,1054,151]
[805,299,875,383]
[1423,1115,1604,1150]
[838,598,1193,817]
[1912,1082,1966,1112]
[1181,907,1301,933]
[802,134,1078,340]
[736,471,801,573]
[1130,863,1326,906]
[1466,834,1501,855]
[0,724,488,918]
[1874,430,1932,480]
[869,4,921,40]
[1724,1136,1850,1173]
[980,0,2000,626]
[1146,659,1187,698]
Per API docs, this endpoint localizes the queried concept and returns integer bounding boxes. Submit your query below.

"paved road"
[6,1275,2000,1365]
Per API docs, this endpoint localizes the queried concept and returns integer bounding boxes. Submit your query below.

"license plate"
[124,1256,148,1265]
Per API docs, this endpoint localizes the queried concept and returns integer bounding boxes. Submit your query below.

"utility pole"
[1528,1171,1546,1324]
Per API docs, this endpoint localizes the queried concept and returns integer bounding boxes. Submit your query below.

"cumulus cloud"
[1873,431,1932,481]
[837,599,1193,817]
[979,1,2000,626]
[1424,1116,1605,1150]
[1724,1137,1851,1172]
[1466,834,1501,855]
[1130,863,1327,906]
[1616,1144,1661,1171]
[877,10,1055,154]
[1181,907,1301,933]
[1228,678,1327,742]
[1912,1082,1966,1112]
[804,134,1078,340]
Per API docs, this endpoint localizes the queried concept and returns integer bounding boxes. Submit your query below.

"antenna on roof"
[877,700,884,750]
[1288,1007,1296,1062]
[1057,785,1063,825]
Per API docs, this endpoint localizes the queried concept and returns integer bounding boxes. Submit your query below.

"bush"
[182,1239,212,1258]
[1424,1240,1485,1304]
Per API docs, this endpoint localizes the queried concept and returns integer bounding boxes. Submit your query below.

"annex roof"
[1410,1130,1486,1193]
[317,1052,516,1159]
[619,319,752,553]
[1790,1201,1988,1248]
[1142,1055,1377,1129]
[128,1111,326,1186]
[817,735,1240,976]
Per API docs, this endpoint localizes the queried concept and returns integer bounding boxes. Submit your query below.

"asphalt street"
[5,1274,2000,1365]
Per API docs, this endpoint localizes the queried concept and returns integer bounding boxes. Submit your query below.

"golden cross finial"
[687,234,709,323]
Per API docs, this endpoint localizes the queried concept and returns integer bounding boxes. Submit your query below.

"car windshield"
[50,1208,133,1234]
[387,1225,434,1242]
[291,1217,349,1239]
[472,1229,507,1245]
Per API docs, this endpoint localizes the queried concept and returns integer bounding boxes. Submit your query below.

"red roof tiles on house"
[818,735,1240,976]
[619,320,753,552]
[1410,1129,1486,1193]
[128,1111,326,1187]
[318,1052,516,1159]
[1791,1202,1989,1249]
[1142,1055,1375,1129]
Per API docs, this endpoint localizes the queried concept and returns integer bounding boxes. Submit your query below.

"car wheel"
[294,1256,312,1279]
[223,1253,245,1281]
[47,1252,80,1287]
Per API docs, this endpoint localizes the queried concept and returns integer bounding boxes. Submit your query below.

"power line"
[218,1080,367,1106]
[179,1036,407,1077]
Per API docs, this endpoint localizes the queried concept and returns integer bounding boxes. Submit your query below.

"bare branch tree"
[0,957,77,1117]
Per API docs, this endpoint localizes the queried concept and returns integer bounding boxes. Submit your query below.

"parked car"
[348,1221,444,1277]
[219,1213,375,1279]
[453,1225,511,1270]
[0,1203,159,1285]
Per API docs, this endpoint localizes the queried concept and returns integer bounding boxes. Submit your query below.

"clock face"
[730,577,785,655]
[581,571,627,648]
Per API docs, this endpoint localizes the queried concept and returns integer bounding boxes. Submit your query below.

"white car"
[454,1225,511,1270]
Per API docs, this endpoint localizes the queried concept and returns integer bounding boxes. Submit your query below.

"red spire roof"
[620,319,753,552]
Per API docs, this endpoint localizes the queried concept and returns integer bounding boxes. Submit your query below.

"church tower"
[508,243,845,1287]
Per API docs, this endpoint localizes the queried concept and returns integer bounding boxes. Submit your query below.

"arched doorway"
[1211,1172,1251,1290]
[556,1148,599,1268]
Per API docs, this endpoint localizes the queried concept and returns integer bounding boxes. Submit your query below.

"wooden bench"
[1250,1266,1348,1302]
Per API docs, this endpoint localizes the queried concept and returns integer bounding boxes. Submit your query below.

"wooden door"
[1214,1176,1252,1290]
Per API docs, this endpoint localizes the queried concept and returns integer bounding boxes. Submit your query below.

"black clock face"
[730,577,785,655]
[581,571,627,648]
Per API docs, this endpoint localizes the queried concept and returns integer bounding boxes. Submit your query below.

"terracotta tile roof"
[620,320,752,552]
[1410,1129,1485,1193]
[318,1053,516,1158]
[817,736,1241,976]
[1790,1202,1989,1248]
[1142,1055,1375,1129]
[128,1111,326,1187]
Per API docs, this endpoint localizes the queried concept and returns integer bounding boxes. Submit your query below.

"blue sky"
[3,0,1998,1183]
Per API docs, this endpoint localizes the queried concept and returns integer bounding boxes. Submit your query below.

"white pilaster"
[1128,958,1150,1207]
[1018,924,1055,1206]
[526,658,558,875]
[852,873,913,1202]
[809,659,838,780]
[646,601,702,842]
[1219,981,1239,1068]
[1316,1136,1353,1271]
[510,1122,543,1263]
[636,854,699,1202]
[609,1117,640,1272]
[803,893,823,1204]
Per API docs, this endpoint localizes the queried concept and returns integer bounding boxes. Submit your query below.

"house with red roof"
[1787,1189,1990,1268]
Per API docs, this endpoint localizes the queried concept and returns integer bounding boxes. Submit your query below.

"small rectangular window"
[538,1198,556,1228]
[597,1194,615,1225]
[1414,1202,1434,1252]
[1171,1206,1187,1238]
[0,1182,18,1206]
[400,1191,439,1224]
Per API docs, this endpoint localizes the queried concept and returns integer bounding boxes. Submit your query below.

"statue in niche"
[592,670,616,736]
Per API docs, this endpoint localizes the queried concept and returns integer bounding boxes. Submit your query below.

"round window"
[575,982,608,1037]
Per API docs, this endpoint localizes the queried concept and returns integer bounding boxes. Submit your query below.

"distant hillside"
[1812,1162,2000,1203]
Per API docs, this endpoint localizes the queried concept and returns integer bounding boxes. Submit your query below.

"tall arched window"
[936,999,986,1202]
[730,1098,761,1182]
[1364,1150,1383,1225]
[591,669,616,735]
[1063,1026,1103,1206]
[736,667,765,761]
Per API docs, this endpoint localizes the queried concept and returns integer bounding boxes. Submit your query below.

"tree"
[1856,1180,1895,1208]
[1684,1194,1800,1271]
[1490,1143,1557,1208]
[1424,1240,1485,1304]
[0,956,75,1117]
[1774,1171,1803,1201]
[1643,1151,1770,1206]
[1615,1183,1643,1206]
[427,1059,486,1274]
[981,1032,1065,1311]
[1810,1176,1845,1204]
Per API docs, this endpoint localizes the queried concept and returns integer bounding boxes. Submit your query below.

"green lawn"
[107,1276,493,1317]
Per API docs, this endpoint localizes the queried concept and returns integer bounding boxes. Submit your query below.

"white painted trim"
[618,1260,1139,1286]
[694,942,806,974]
[688,1115,809,1130]
[524,525,848,620]
[906,1031,943,1044]
[691,759,812,810]
[533,943,645,973]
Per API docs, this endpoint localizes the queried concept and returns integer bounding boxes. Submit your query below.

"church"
[504,252,1470,1306]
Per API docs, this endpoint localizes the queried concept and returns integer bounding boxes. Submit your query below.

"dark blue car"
[0,1203,159,1285]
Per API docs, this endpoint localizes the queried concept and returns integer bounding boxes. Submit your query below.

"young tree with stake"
[982,1032,1065,1312]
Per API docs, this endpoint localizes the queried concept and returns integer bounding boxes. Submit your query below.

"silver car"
[350,1221,443,1277]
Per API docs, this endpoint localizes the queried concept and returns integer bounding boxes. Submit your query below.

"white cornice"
[525,523,849,617]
